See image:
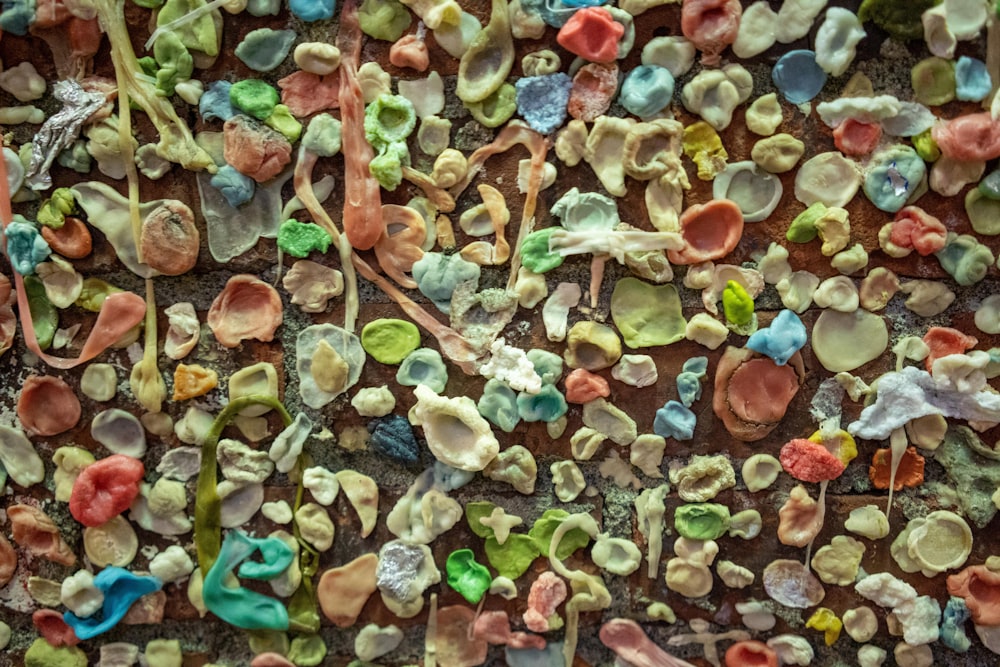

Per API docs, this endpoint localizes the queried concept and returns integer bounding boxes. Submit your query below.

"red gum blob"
[890,206,947,256]
[473,610,513,645]
[833,119,882,156]
[713,347,805,442]
[16,375,82,437]
[564,368,611,404]
[922,326,978,371]
[568,63,619,122]
[40,215,93,259]
[556,7,625,64]
[523,571,567,633]
[69,454,145,528]
[725,640,779,667]
[780,438,846,483]
[8,504,76,566]
[207,274,284,348]
[932,112,1000,161]
[33,609,79,647]
[947,565,1000,626]
[223,116,293,184]
[667,200,744,265]
[278,71,340,117]
[681,0,742,67]
[870,446,925,491]
[250,653,296,667]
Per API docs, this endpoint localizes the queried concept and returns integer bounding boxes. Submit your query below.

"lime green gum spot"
[484,533,539,580]
[358,0,413,41]
[674,503,731,540]
[157,0,221,56]
[911,57,956,106]
[520,228,564,273]
[153,30,193,96]
[25,639,87,667]
[24,275,57,350]
[37,188,76,229]
[465,83,517,128]
[446,548,493,604]
[230,79,281,121]
[858,0,940,41]
[611,277,687,348]
[466,500,498,538]
[528,509,592,558]
[365,94,417,150]
[722,281,754,327]
[369,141,410,191]
[277,219,332,258]
[787,202,826,243]
[361,318,421,364]
[912,128,940,162]
[75,278,123,312]
[288,634,329,666]
[265,104,303,143]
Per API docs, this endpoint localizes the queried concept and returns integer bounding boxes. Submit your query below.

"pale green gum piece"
[265,104,303,143]
[477,378,520,432]
[396,348,449,393]
[610,278,686,348]
[302,113,343,157]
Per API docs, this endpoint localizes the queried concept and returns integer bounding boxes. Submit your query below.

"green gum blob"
[287,634,328,666]
[446,548,493,604]
[361,319,421,364]
[24,276,57,350]
[911,57,956,106]
[75,278,124,312]
[912,128,940,162]
[466,500,498,538]
[722,280,754,327]
[484,533,539,580]
[477,378,520,432]
[369,141,410,191]
[157,0,221,56]
[153,30,193,96]
[36,188,76,229]
[24,639,87,667]
[935,234,995,285]
[277,219,333,258]
[610,277,686,348]
[138,56,158,77]
[528,509,592,558]
[516,384,568,423]
[858,0,940,41]
[396,347,449,393]
[674,503,731,540]
[358,0,412,41]
[526,348,564,384]
[464,83,517,128]
[132,0,165,7]
[520,227,565,273]
[965,188,1000,235]
[302,114,343,157]
[265,104,303,143]
[229,79,280,121]
[787,202,826,243]
[365,94,417,151]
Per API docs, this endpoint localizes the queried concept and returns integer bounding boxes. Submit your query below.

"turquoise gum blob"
[772,50,828,104]
[63,568,163,640]
[653,400,696,440]
[682,356,708,378]
[676,372,702,407]
[940,596,972,653]
[747,309,807,366]
[478,378,521,432]
[210,165,255,208]
[200,80,236,122]
[203,531,294,631]
[5,220,50,275]
[527,348,564,384]
[619,65,675,118]
[517,384,568,422]
[863,145,926,213]
[955,56,993,102]
[0,0,33,35]
[396,348,449,394]
[515,73,573,135]
[235,29,297,72]
[522,0,595,28]
[412,252,481,314]
[289,0,335,21]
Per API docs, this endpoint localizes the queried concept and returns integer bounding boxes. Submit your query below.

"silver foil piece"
[25,79,107,191]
